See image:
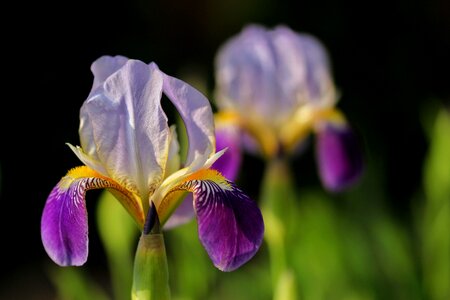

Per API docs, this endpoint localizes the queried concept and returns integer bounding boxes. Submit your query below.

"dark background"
[1,0,449,297]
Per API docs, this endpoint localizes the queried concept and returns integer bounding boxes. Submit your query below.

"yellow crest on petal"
[280,106,347,153]
[60,166,145,228]
[156,168,233,225]
[216,110,279,159]
[184,169,231,190]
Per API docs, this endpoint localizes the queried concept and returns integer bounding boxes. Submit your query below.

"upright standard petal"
[270,26,336,108]
[179,169,264,271]
[214,25,285,126]
[164,125,181,179]
[315,123,364,192]
[79,60,170,199]
[162,71,215,170]
[80,55,130,164]
[215,24,336,131]
[90,55,129,95]
[41,166,144,266]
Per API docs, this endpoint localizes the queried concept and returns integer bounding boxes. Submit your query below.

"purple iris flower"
[211,24,363,191]
[41,56,264,271]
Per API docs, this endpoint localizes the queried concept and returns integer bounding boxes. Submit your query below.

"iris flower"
[212,24,364,191]
[41,56,264,272]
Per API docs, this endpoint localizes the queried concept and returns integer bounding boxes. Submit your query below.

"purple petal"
[215,24,336,124]
[89,55,129,95]
[316,123,364,192]
[163,194,195,229]
[161,71,215,170]
[187,176,264,271]
[41,178,89,266]
[211,123,242,181]
[270,25,335,106]
[215,25,285,120]
[41,167,137,266]
[79,61,170,195]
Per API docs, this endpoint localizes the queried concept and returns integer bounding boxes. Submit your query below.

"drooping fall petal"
[316,123,364,192]
[41,177,89,266]
[179,170,264,271]
[163,194,195,229]
[41,166,144,266]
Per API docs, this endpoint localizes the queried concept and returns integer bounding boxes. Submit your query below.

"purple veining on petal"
[316,123,364,192]
[211,125,242,181]
[41,179,89,266]
[188,179,264,271]
[42,167,145,266]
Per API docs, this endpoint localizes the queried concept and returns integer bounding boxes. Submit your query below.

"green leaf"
[369,214,421,299]
[165,220,216,300]
[422,106,450,300]
[290,190,350,299]
[424,107,450,203]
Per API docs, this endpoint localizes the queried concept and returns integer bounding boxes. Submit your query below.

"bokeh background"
[2,0,449,299]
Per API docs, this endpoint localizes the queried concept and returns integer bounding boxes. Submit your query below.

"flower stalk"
[132,203,170,300]
[260,158,298,299]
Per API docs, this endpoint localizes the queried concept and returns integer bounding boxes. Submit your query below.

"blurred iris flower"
[212,24,363,191]
[41,56,264,272]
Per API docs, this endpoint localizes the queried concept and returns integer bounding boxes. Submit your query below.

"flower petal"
[89,55,129,95]
[316,123,364,192]
[215,25,285,124]
[215,24,336,130]
[162,69,216,170]
[163,194,195,229]
[41,179,88,266]
[270,25,336,107]
[211,119,242,181]
[67,143,108,175]
[152,149,226,224]
[41,166,144,266]
[164,125,181,179]
[80,56,130,166]
[180,169,264,271]
[79,60,170,199]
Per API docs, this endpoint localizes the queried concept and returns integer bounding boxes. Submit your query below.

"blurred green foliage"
[48,266,110,300]
[170,103,447,300]
[47,105,449,300]
[421,105,450,300]
[97,191,139,300]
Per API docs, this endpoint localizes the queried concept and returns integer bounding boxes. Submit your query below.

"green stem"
[132,233,171,300]
[260,158,298,299]
[132,203,170,300]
